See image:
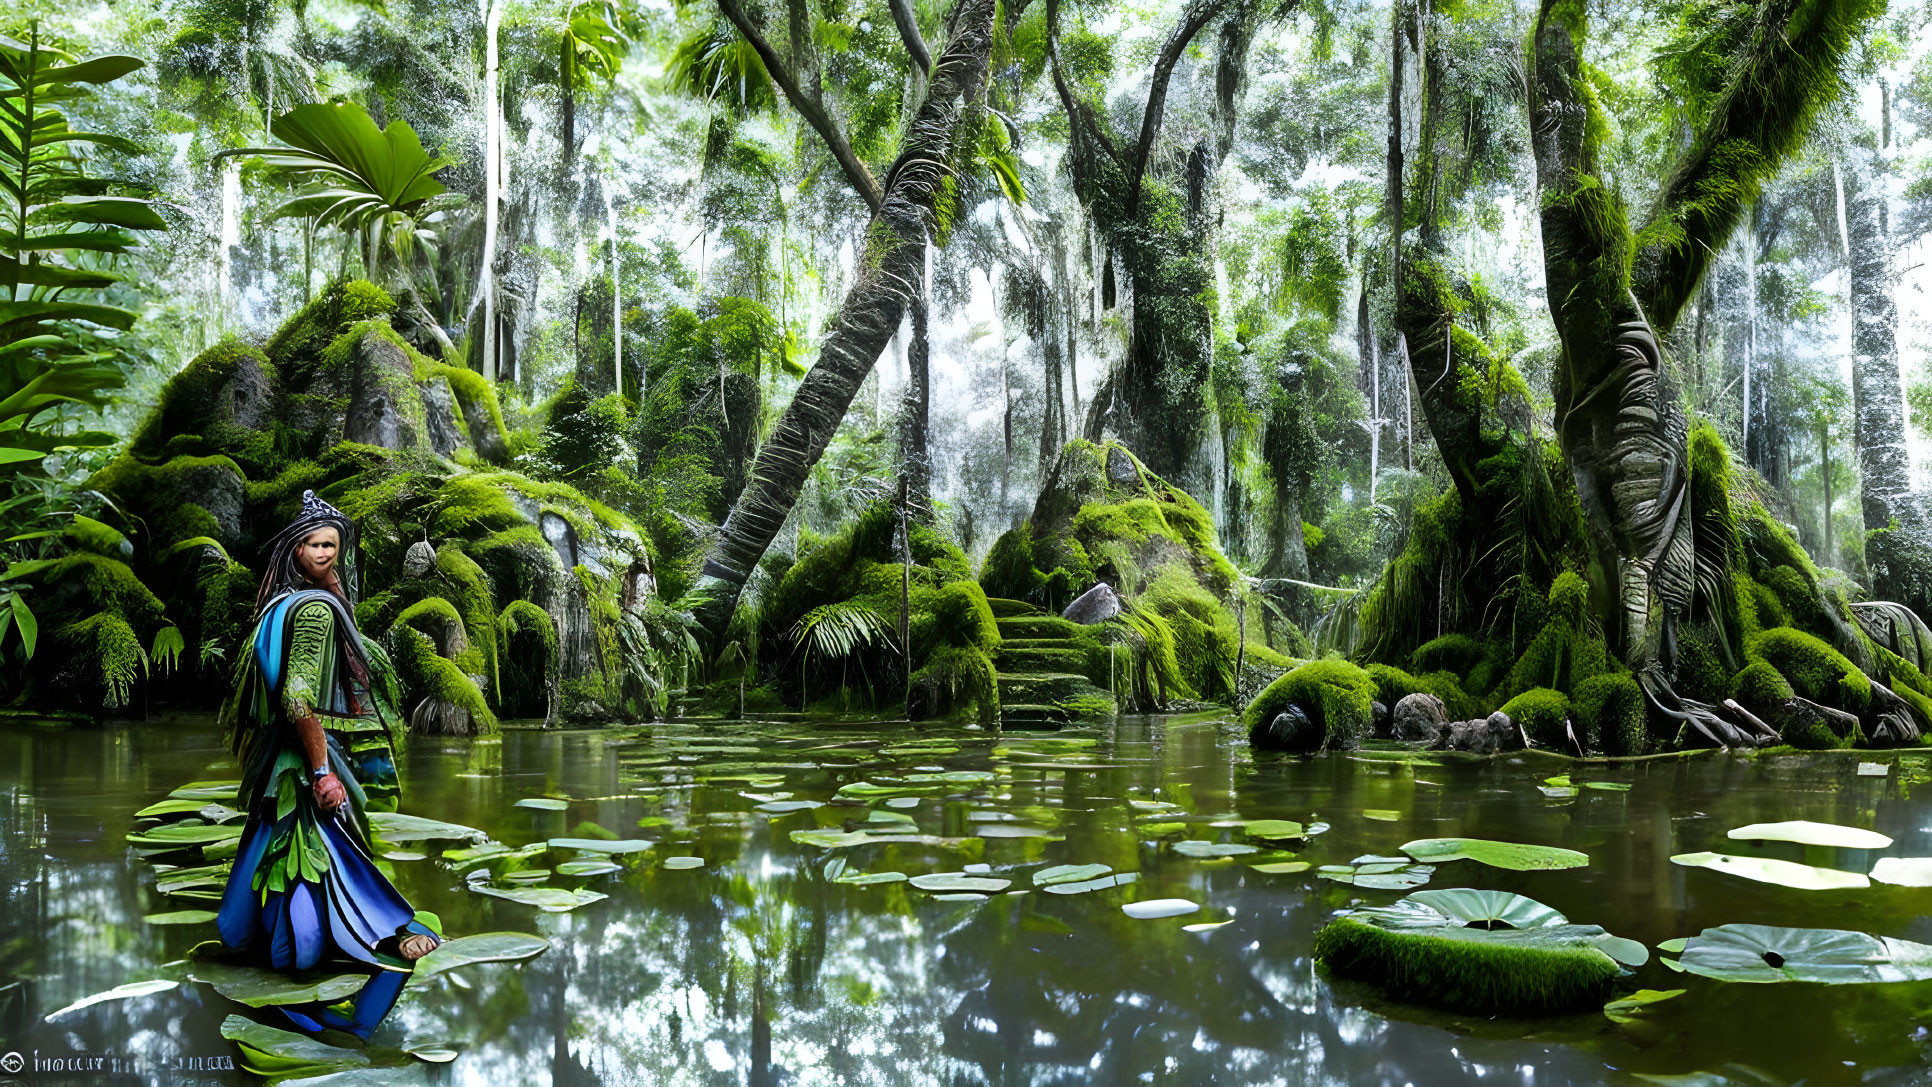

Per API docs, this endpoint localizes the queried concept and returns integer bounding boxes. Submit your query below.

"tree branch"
[715,0,884,211]
[1046,0,1123,169]
[1630,0,1871,336]
[1125,0,1237,216]
[890,0,932,75]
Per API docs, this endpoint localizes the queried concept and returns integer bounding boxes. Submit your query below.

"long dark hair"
[256,489,371,685]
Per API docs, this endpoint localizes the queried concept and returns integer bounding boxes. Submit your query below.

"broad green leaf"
[1405,888,1567,930]
[36,56,144,85]
[186,961,367,1007]
[411,932,549,979]
[368,811,488,843]
[1172,840,1258,858]
[1034,863,1111,886]
[515,797,569,810]
[1604,988,1686,1024]
[34,196,167,230]
[1726,821,1891,850]
[910,872,1010,892]
[1667,924,1932,984]
[220,1013,371,1079]
[125,823,241,847]
[143,910,217,926]
[1401,837,1589,871]
[833,870,907,885]
[471,885,608,911]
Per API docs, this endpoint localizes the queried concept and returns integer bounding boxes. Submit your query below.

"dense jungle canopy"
[7,0,1932,757]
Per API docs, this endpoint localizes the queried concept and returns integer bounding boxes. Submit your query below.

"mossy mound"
[1572,673,1647,756]
[1243,657,1376,751]
[1313,915,1622,1015]
[1746,627,1871,714]
[1365,663,1481,723]
[1499,688,1570,749]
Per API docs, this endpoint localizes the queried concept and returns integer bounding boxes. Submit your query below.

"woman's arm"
[284,601,348,813]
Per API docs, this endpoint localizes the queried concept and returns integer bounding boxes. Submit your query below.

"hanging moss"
[389,625,498,733]
[1500,688,1570,748]
[1572,673,1647,756]
[1746,627,1871,713]
[1242,657,1376,750]
[53,613,147,710]
[1141,567,1240,702]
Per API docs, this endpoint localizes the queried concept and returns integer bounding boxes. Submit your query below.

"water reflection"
[4,717,1932,1085]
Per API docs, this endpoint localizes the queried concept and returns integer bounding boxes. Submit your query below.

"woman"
[215,490,441,1037]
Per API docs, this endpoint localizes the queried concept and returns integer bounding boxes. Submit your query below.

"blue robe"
[216,589,433,1037]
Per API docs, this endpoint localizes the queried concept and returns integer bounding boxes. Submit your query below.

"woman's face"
[297,527,340,582]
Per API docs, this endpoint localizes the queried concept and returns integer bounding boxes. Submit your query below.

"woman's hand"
[313,771,347,814]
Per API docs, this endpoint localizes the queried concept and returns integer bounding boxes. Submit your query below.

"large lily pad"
[1669,851,1869,890]
[515,797,570,811]
[1318,856,1435,890]
[170,781,242,801]
[1725,821,1891,850]
[1870,857,1932,887]
[1034,863,1111,886]
[1172,840,1258,858]
[1241,820,1306,840]
[1405,888,1565,930]
[412,932,549,980]
[186,961,368,1007]
[1122,898,1200,919]
[833,870,908,885]
[547,837,652,854]
[369,812,488,843]
[471,885,608,912]
[44,979,178,1020]
[910,873,1011,893]
[556,859,623,876]
[1400,837,1589,871]
[662,856,705,870]
[221,1013,371,1080]
[125,823,242,847]
[1663,924,1932,984]
[1041,872,1138,895]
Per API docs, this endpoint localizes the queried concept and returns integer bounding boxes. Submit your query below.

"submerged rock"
[1062,582,1122,625]
[1392,693,1447,744]
[1251,704,1322,753]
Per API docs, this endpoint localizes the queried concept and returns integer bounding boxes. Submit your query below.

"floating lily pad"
[1122,898,1199,919]
[515,797,570,811]
[753,800,822,813]
[144,910,217,926]
[1137,822,1186,837]
[1871,857,1932,887]
[1317,857,1435,890]
[1663,924,1932,984]
[1034,863,1111,886]
[546,837,652,854]
[1670,851,1869,890]
[169,781,241,802]
[221,1013,372,1079]
[1172,840,1258,858]
[1242,820,1305,839]
[471,885,608,912]
[1401,837,1589,871]
[910,873,1011,893]
[1363,809,1400,822]
[833,870,908,885]
[187,961,368,1007]
[369,812,488,843]
[1041,872,1138,895]
[904,770,996,785]
[884,797,921,809]
[412,932,550,979]
[1726,820,1891,850]
[44,979,177,1020]
[663,857,705,870]
[1315,890,1644,1012]
[1182,920,1233,932]
[1584,781,1632,792]
[556,859,623,876]
[932,893,986,902]
[836,780,938,799]
[1603,988,1686,1024]
[500,868,552,883]
[1539,786,1579,798]
[1857,762,1890,777]
[125,823,242,847]
[1250,861,1311,874]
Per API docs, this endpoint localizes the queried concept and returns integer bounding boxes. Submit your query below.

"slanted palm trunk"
[690,0,996,642]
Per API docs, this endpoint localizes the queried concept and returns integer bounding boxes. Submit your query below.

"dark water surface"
[5,715,1932,1086]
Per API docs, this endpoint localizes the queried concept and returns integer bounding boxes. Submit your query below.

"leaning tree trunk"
[1846,140,1932,612]
[690,0,996,642]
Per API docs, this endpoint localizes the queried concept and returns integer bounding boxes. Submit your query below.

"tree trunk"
[475,0,503,380]
[691,0,997,642]
[901,266,932,513]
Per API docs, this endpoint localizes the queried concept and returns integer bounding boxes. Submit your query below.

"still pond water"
[4,714,1931,1086]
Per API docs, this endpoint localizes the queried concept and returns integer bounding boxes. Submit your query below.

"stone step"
[986,597,1045,618]
[999,637,1081,652]
[998,615,1085,640]
[997,647,1089,674]
[1000,703,1069,730]
[996,671,1113,707]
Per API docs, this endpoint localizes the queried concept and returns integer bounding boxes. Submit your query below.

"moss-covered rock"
[1747,627,1871,714]
[1365,663,1482,723]
[1244,657,1376,751]
[1572,673,1647,756]
[1499,687,1570,749]
[1730,659,1795,709]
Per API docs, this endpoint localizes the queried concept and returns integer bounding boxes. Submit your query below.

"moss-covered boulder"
[1244,658,1376,752]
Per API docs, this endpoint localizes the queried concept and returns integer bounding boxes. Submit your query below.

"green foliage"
[0,31,163,491]
[908,645,997,725]
[1746,627,1869,713]
[1500,687,1570,749]
[1243,657,1376,750]
[1501,575,1608,700]
[54,612,145,709]
[1572,673,1647,756]
[979,528,1042,602]
[389,624,498,733]
[666,19,776,112]
[1730,659,1795,708]
[788,600,896,705]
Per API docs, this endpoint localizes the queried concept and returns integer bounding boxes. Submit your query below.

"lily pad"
[1663,924,1932,984]
[1539,786,1579,799]
[383,851,427,862]
[515,797,570,811]
[44,979,178,1020]
[836,780,938,799]
[753,800,822,813]
[1122,898,1200,919]
[407,1043,460,1063]
[1317,858,1434,891]
[662,856,705,870]
[1242,820,1305,839]
[1726,820,1891,850]
[904,770,996,785]
[369,812,488,843]
[187,961,368,1007]
[1871,857,1932,887]
[1401,837,1589,871]
[555,859,623,876]
[1405,888,1565,930]
[833,870,908,885]
[546,837,652,854]
[1669,851,1869,890]
[1250,861,1311,874]
[1034,863,1111,886]
[125,823,242,847]
[1172,840,1258,858]
[143,910,217,926]
[1603,988,1686,1024]
[471,885,609,912]
[910,873,1011,893]
[1041,872,1138,895]
[412,931,550,979]
[1182,920,1233,932]
[1363,809,1401,821]
[169,781,242,801]
[221,1014,372,1079]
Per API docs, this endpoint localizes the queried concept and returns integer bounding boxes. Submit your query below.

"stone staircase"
[985,597,1115,729]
